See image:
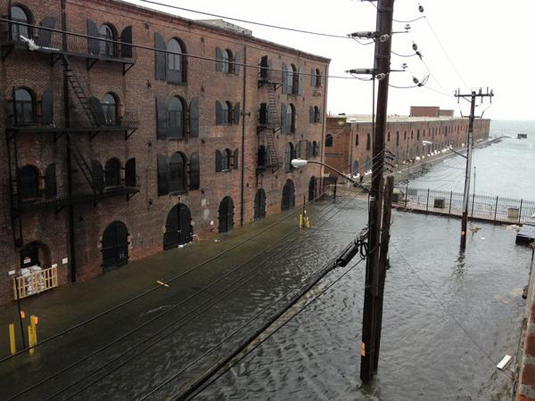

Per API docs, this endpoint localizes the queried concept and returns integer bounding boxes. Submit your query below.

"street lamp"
[291,159,370,192]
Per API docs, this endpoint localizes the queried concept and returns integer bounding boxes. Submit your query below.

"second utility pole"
[360,0,394,383]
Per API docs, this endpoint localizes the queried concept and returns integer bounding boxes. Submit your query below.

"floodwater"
[409,120,535,199]
[1,195,530,400]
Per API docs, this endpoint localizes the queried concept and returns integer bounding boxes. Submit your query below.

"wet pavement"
[0,194,531,400]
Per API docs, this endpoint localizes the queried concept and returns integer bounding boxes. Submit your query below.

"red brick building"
[324,109,491,177]
[0,0,329,304]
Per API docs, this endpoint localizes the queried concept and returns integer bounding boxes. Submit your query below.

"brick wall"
[0,0,328,304]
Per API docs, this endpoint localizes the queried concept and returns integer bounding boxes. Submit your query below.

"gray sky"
[126,0,535,120]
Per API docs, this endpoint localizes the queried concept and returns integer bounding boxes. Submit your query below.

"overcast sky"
[126,0,534,120]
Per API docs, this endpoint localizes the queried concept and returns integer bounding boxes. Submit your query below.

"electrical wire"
[134,0,352,39]
[185,257,367,400]
[29,194,361,400]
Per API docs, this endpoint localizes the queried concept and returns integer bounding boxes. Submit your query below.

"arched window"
[396,131,400,146]
[288,104,295,132]
[10,6,30,41]
[168,97,184,138]
[285,143,294,172]
[167,38,185,83]
[312,141,318,157]
[18,165,40,199]
[221,102,230,125]
[102,93,118,125]
[291,64,299,94]
[223,49,233,73]
[387,132,391,142]
[105,158,121,187]
[366,133,371,150]
[417,130,420,140]
[315,68,322,87]
[99,24,115,57]
[355,134,359,147]
[14,88,34,125]
[314,106,320,123]
[221,49,229,73]
[222,149,232,171]
[169,152,186,192]
[325,134,333,147]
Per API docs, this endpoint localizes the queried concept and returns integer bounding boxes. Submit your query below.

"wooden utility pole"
[360,0,394,383]
[455,88,493,251]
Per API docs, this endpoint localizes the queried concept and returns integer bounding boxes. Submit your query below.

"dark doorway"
[218,196,235,233]
[102,221,129,272]
[164,203,192,250]
[308,176,316,202]
[20,242,50,269]
[281,179,295,211]
[254,189,266,220]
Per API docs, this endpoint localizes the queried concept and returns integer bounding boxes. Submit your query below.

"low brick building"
[324,109,491,177]
[0,0,329,304]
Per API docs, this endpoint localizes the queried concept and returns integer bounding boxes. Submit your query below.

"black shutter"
[156,96,168,139]
[215,101,222,125]
[189,98,199,138]
[233,148,239,170]
[233,102,241,125]
[320,71,325,87]
[120,26,133,58]
[87,19,99,55]
[281,103,287,133]
[260,55,268,79]
[307,141,313,159]
[44,163,57,199]
[215,150,222,172]
[92,160,105,194]
[154,32,167,81]
[157,154,169,196]
[88,96,106,127]
[318,107,322,123]
[281,63,288,94]
[234,51,241,75]
[189,152,200,190]
[309,106,314,124]
[125,158,136,187]
[215,47,223,71]
[41,88,53,125]
[310,68,315,86]
[298,67,304,95]
[37,17,56,47]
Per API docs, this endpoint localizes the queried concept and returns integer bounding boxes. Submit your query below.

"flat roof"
[329,114,469,123]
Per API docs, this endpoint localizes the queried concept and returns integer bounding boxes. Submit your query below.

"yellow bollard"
[28,325,35,356]
[30,315,38,345]
[299,214,303,228]
[305,216,311,229]
[9,324,16,355]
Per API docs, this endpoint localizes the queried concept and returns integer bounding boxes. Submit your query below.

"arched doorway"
[308,176,316,202]
[102,221,129,272]
[254,189,266,220]
[20,241,50,269]
[164,203,192,250]
[281,179,295,211]
[218,196,235,233]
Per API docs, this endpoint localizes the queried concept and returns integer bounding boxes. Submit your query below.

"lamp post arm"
[449,148,467,159]
[301,159,371,192]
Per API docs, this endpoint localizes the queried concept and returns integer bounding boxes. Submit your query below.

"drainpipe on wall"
[320,64,329,192]
[240,45,247,226]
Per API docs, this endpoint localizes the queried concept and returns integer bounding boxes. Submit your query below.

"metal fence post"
[471,192,476,218]
[449,191,453,215]
[405,185,408,209]
[426,188,430,212]
[519,199,523,224]
[494,196,499,222]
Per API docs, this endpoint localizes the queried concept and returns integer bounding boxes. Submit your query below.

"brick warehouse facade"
[324,109,491,177]
[0,0,329,304]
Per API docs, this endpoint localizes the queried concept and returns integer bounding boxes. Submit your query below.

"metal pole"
[459,91,476,251]
[405,183,408,209]
[494,196,499,222]
[426,188,430,212]
[361,0,394,383]
[471,166,476,218]
[449,191,453,215]
[519,199,523,224]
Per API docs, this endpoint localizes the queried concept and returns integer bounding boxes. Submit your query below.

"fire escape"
[256,55,281,175]
[2,16,139,248]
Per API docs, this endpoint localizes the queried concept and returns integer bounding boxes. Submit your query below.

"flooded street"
[1,194,530,400]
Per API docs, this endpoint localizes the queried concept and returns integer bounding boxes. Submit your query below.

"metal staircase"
[262,83,280,170]
[66,133,101,195]
[62,54,98,127]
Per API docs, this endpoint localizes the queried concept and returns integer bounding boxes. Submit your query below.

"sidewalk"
[0,197,368,400]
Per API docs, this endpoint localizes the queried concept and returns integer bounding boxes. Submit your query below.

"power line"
[186,258,366,400]
[19,194,359,400]
[134,0,352,39]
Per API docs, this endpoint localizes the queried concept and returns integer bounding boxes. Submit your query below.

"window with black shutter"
[289,104,295,133]
[215,150,222,172]
[156,96,168,139]
[44,164,56,199]
[291,65,298,95]
[280,103,287,132]
[312,141,318,157]
[310,68,316,87]
[189,98,199,138]
[285,143,293,173]
[120,26,133,58]
[157,154,169,196]
[260,56,269,79]
[259,103,268,125]
[298,66,304,95]
[169,152,186,193]
[233,102,240,125]
[222,149,231,171]
[18,165,40,199]
[10,6,30,42]
[168,97,184,138]
[102,93,118,126]
[223,102,232,125]
[233,148,239,170]
[92,160,105,194]
[189,152,200,190]
[37,17,56,47]
[125,158,136,187]
[14,88,35,125]
[316,69,322,87]
[309,106,314,124]
[325,134,333,147]
[314,106,320,123]
[99,24,115,57]
[215,101,223,125]
[154,32,167,81]
[216,47,224,71]
[87,19,100,55]
[234,51,241,75]
[105,158,121,187]
[281,63,288,94]
[167,38,184,84]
